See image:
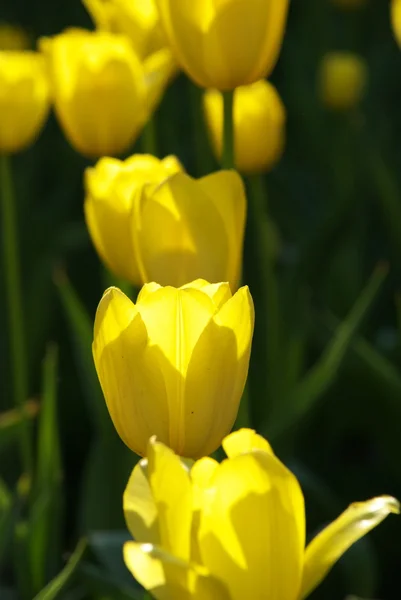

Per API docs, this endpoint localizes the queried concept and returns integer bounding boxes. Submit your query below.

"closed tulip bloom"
[85,154,183,285]
[40,29,175,157]
[392,0,401,48]
[123,430,400,600]
[204,80,286,174]
[156,0,289,90]
[319,52,367,111]
[83,0,166,59]
[0,51,50,153]
[93,281,254,458]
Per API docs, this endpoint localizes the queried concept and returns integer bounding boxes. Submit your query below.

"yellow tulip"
[319,52,368,111]
[156,0,289,90]
[123,430,399,600]
[331,0,367,9]
[0,22,30,50]
[92,281,254,458]
[203,80,286,174]
[0,51,50,153]
[85,161,246,289]
[83,0,166,59]
[84,154,183,285]
[392,0,401,48]
[40,29,176,157]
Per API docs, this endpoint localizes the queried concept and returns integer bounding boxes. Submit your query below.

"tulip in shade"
[204,80,286,174]
[0,51,50,153]
[318,52,368,112]
[0,23,30,50]
[392,0,401,49]
[40,29,175,157]
[92,281,254,459]
[85,154,183,285]
[156,0,289,90]
[83,0,166,59]
[123,430,399,600]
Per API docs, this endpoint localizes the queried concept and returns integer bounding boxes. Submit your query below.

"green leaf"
[78,563,143,600]
[0,402,38,456]
[33,538,87,600]
[0,477,13,567]
[88,531,132,584]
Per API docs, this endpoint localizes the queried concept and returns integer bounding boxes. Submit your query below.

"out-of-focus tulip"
[203,80,286,174]
[0,51,50,153]
[331,0,367,9]
[84,154,183,285]
[392,0,401,48]
[319,52,367,111]
[93,281,254,458]
[40,29,176,157]
[156,0,289,90]
[83,0,166,59]
[0,23,30,50]
[123,429,399,600]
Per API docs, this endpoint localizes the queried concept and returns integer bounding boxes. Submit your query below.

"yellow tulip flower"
[123,430,399,600]
[203,80,286,174]
[156,0,289,90]
[0,23,30,50]
[83,0,166,59]
[392,0,401,48]
[85,154,183,285]
[85,160,246,289]
[92,281,254,458]
[40,29,176,157]
[319,52,368,111]
[0,51,50,153]
[331,0,367,9]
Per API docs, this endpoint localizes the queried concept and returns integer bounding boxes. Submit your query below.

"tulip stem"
[0,154,32,476]
[222,90,235,169]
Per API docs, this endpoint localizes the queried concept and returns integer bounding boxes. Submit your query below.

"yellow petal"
[123,458,160,544]
[92,287,170,456]
[198,450,305,600]
[222,428,273,458]
[147,437,192,561]
[190,457,219,563]
[135,172,231,287]
[143,47,179,117]
[123,542,228,600]
[180,280,232,310]
[393,0,401,48]
[180,286,254,458]
[301,495,400,599]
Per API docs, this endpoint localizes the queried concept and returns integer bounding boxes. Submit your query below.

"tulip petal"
[147,437,192,561]
[92,287,170,456]
[124,458,160,544]
[222,428,273,458]
[301,495,400,599]
[181,280,232,310]
[198,450,305,600]
[143,47,179,118]
[135,172,230,287]
[123,542,228,600]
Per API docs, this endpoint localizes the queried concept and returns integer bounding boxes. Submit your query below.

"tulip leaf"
[88,531,133,584]
[0,401,38,456]
[78,563,143,600]
[0,477,13,567]
[32,538,87,600]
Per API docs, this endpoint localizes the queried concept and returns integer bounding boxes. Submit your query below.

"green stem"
[222,90,235,169]
[0,154,31,476]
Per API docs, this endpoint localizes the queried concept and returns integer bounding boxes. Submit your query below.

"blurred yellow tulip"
[40,29,176,157]
[392,0,401,48]
[204,80,286,174]
[123,430,399,600]
[93,281,254,458]
[156,0,289,90]
[0,23,30,50]
[319,51,367,111]
[0,51,50,153]
[84,154,183,284]
[83,0,166,59]
[331,0,367,9]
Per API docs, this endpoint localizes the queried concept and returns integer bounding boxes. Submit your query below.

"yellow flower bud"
[318,52,368,111]
[392,0,401,48]
[93,281,255,458]
[40,29,175,157]
[203,80,286,174]
[331,0,367,9]
[84,154,183,285]
[156,0,289,90]
[0,51,50,153]
[83,0,166,59]
[0,22,30,51]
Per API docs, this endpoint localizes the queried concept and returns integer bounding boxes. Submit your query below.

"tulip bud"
[84,154,183,284]
[392,0,401,49]
[40,29,175,157]
[156,0,289,90]
[331,0,367,9]
[318,52,367,111]
[203,80,286,174]
[93,280,254,458]
[83,0,166,59]
[0,51,50,153]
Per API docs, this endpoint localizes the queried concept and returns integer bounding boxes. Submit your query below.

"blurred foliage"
[1,0,401,599]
